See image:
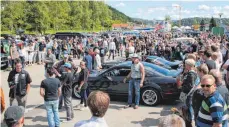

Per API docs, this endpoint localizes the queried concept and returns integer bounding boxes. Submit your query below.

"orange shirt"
[0,87,6,113]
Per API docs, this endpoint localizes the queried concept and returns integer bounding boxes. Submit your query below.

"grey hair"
[158,114,185,127]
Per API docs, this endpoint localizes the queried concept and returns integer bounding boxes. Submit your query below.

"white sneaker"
[79,106,89,111]
[73,104,83,109]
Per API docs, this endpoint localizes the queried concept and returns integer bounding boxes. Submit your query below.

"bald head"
[209,69,222,85]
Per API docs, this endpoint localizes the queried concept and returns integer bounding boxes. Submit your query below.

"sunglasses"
[201,84,212,88]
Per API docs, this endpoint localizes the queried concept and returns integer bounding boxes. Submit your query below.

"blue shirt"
[74,116,108,127]
[196,91,228,127]
[84,54,92,72]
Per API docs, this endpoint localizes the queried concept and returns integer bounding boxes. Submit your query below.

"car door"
[107,67,131,96]
[89,67,122,93]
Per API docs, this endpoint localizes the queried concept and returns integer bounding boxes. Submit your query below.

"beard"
[202,90,211,97]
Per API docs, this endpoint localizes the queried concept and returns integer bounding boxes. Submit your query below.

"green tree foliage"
[1,1,27,32]
[209,17,217,31]
[165,15,171,21]
[193,18,198,25]
[200,19,205,31]
[1,1,131,34]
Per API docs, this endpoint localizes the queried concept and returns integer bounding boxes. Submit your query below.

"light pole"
[218,13,223,26]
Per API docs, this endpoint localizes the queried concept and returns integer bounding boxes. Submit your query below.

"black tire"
[140,87,161,106]
[1,62,8,70]
[72,83,81,99]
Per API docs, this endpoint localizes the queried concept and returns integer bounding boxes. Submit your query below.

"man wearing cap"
[4,106,25,127]
[53,54,78,109]
[123,54,145,109]
[61,63,74,121]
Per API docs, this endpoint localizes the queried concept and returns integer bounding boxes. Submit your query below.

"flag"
[154,21,164,32]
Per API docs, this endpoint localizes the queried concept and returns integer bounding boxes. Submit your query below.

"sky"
[105,1,229,20]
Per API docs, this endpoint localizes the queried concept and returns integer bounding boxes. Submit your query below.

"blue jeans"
[80,89,88,107]
[45,100,60,127]
[128,79,141,105]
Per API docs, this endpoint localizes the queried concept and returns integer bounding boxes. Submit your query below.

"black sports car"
[72,63,180,106]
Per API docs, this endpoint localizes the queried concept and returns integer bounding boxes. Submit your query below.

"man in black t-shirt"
[7,61,32,109]
[59,63,74,121]
[53,54,78,109]
[74,61,89,111]
[38,40,46,64]
[40,68,61,127]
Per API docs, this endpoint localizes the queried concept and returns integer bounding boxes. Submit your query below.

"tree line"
[1,1,132,34]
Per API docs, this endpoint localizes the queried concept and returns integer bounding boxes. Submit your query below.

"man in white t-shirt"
[108,40,116,60]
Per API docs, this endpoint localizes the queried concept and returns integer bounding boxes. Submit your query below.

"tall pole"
[179,6,181,27]
[219,13,223,26]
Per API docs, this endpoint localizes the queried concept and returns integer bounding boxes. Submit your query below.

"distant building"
[112,24,129,30]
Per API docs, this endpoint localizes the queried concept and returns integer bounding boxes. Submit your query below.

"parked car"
[119,61,182,77]
[72,63,180,106]
[145,56,183,70]
[1,39,9,68]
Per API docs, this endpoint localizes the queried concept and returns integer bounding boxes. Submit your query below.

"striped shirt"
[196,91,228,127]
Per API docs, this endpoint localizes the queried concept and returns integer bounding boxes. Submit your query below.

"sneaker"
[73,104,83,109]
[124,105,132,109]
[61,118,72,123]
[134,105,139,109]
[79,106,89,111]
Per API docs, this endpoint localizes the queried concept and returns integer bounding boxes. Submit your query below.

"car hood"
[168,68,183,77]
[89,70,106,77]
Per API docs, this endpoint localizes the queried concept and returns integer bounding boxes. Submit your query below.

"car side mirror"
[105,76,113,81]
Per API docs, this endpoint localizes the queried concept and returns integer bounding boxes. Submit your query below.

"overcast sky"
[105,1,229,20]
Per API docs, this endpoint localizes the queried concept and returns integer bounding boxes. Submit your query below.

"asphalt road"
[1,56,181,127]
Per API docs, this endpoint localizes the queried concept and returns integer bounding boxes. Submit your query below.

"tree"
[1,1,132,33]
[209,17,217,31]
[200,19,205,31]
[193,18,198,25]
[165,15,171,21]
[1,1,27,32]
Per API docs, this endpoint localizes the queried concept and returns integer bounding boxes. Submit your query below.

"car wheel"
[72,83,81,99]
[1,62,8,70]
[141,88,161,106]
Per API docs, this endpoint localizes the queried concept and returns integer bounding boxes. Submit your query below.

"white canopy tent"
[172,26,179,29]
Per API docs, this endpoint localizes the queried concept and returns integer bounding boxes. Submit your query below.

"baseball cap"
[4,106,25,126]
[63,63,72,69]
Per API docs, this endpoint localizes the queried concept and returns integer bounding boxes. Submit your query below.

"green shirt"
[3,44,10,56]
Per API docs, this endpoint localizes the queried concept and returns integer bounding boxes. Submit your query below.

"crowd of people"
[1,30,229,127]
